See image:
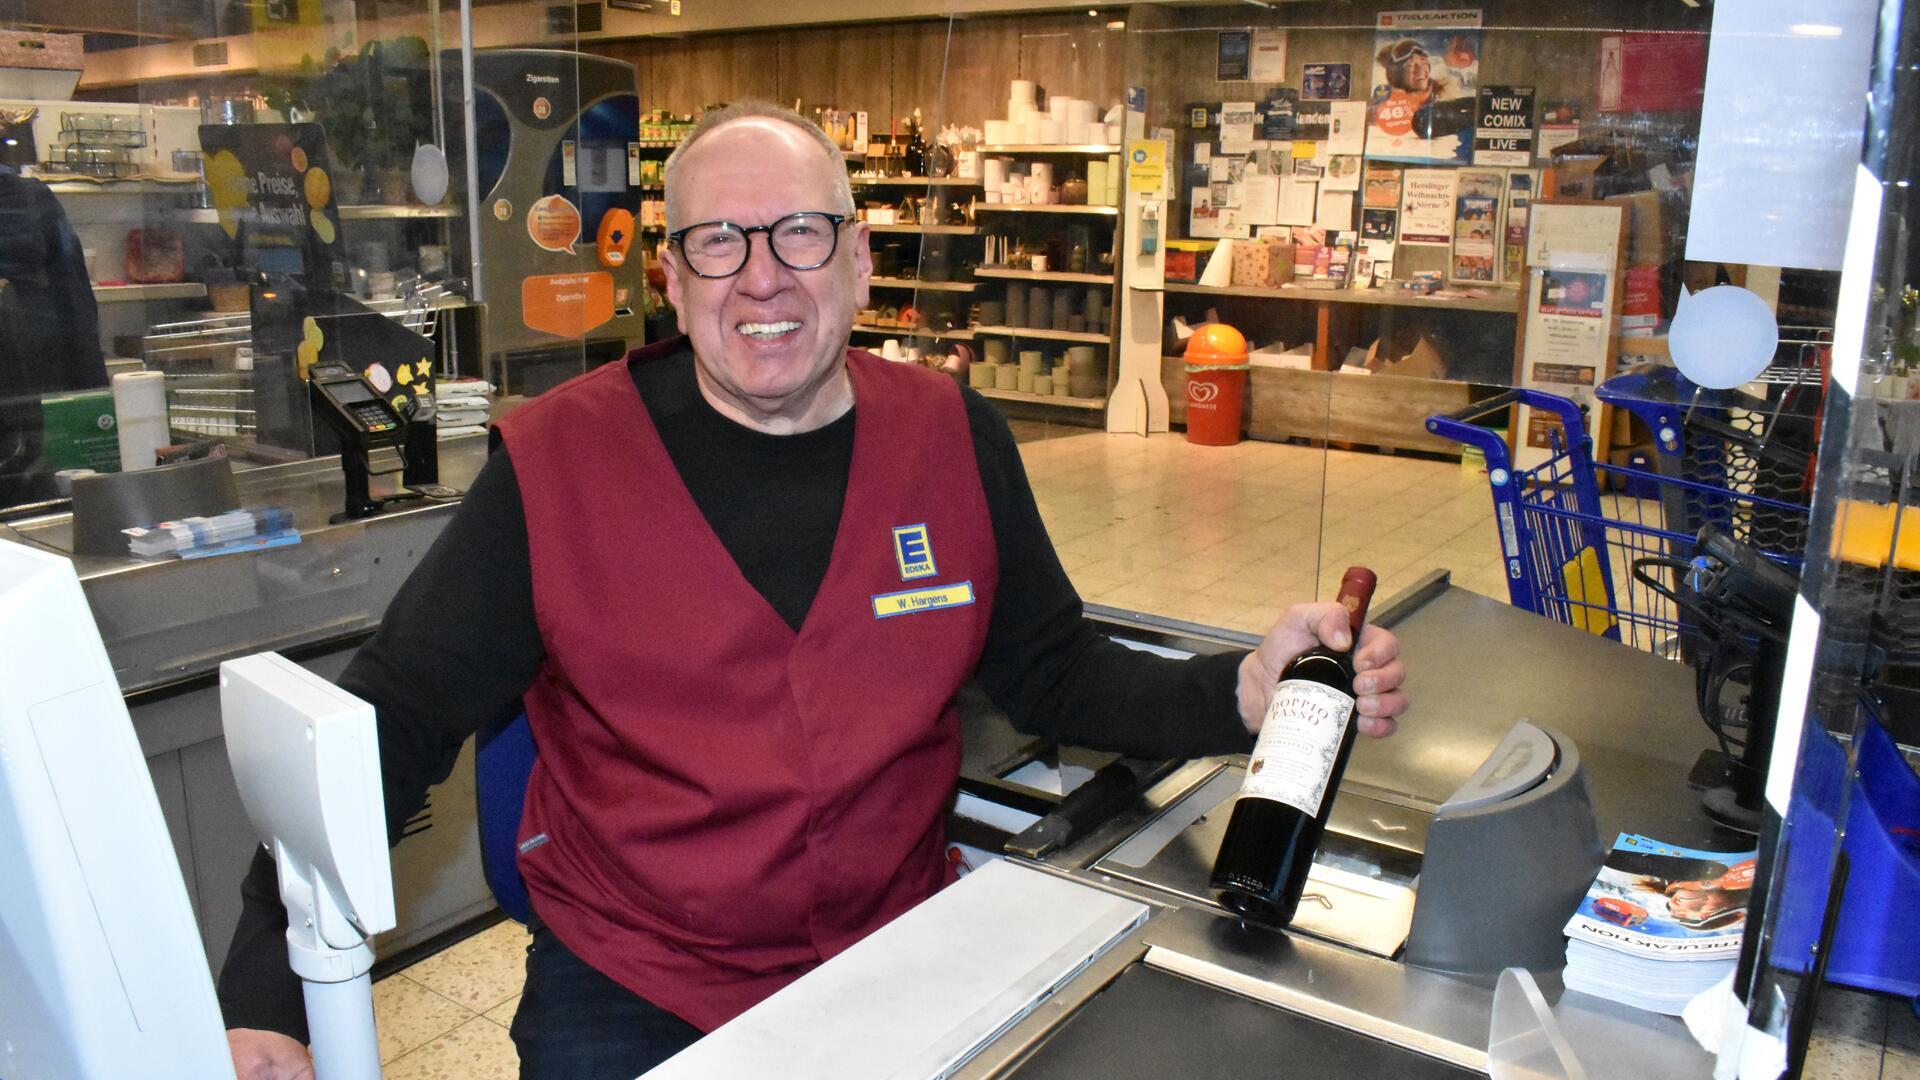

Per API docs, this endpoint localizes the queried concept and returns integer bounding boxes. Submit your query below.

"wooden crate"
[1160,357,1470,454]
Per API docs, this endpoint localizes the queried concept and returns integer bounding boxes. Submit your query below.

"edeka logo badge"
[892,523,938,580]
[872,581,976,619]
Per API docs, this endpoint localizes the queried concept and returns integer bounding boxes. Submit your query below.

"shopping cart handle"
[1431,387,1588,428]
[1427,389,1591,472]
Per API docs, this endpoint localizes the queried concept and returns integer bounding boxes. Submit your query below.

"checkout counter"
[4,433,1753,1074]
[2,435,501,973]
[941,581,1742,1078]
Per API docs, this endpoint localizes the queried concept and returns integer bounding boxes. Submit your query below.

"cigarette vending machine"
[447,50,644,396]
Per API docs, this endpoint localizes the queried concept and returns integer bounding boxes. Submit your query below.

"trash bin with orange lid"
[1184,323,1250,446]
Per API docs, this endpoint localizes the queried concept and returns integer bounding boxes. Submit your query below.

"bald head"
[663,102,855,232]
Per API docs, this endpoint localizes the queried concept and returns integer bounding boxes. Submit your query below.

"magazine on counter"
[1563,832,1757,961]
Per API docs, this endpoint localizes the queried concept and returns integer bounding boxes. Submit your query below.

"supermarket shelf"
[973,203,1118,216]
[93,282,207,303]
[866,223,979,235]
[972,324,1110,344]
[1157,281,1522,314]
[339,203,462,220]
[868,277,977,292]
[976,144,1121,155]
[976,386,1105,411]
[179,203,462,224]
[850,176,982,187]
[974,268,1115,284]
[852,323,976,341]
[634,140,680,149]
[46,177,201,194]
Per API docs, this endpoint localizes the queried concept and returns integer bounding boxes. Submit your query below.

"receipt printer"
[1404,721,1605,975]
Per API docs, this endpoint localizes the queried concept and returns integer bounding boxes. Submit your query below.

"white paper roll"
[1010,80,1037,108]
[984,119,1015,144]
[1021,117,1044,144]
[1037,118,1064,145]
[983,157,1009,200]
[1004,170,1028,204]
[1065,119,1090,145]
[1028,162,1054,204]
[1070,99,1101,126]
[112,371,168,472]
[1106,122,1122,145]
[1048,96,1074,121]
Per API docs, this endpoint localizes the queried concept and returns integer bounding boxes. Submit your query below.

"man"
[223,102,1407,1079]
[0,158,106,510]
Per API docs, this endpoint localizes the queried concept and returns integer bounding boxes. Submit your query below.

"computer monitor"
[0,538,234,1079]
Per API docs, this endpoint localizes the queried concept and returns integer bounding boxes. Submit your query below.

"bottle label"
[1238,678,1355,817]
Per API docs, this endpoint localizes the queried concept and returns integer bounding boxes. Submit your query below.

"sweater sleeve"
[217,444,544,1040]
[962,390,1254,761]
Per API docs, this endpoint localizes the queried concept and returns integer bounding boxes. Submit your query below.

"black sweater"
[218,346,1253,1040]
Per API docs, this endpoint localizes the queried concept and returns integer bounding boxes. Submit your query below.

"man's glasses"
[669,212,849,279]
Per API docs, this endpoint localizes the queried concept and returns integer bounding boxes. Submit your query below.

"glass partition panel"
[1,0,495,523]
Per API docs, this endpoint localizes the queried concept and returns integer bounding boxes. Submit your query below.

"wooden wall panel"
[585,11,1130,135]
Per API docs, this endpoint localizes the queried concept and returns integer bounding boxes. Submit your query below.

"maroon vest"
[494,344,998,1031]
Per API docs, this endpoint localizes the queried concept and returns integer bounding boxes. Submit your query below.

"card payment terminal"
[308,362,425,522]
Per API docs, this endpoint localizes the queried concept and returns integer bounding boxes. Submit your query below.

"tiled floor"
[374,919,527,1078]
[1018,426,1514,631]
[365,429,1901,1076]
[1804,988,1920,1080]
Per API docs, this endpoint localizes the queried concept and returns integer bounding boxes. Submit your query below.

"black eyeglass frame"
[667,212,851,279]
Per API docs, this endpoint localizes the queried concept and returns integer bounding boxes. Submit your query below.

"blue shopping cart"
[1426,387,1810,656]
[1596,365,1816,564]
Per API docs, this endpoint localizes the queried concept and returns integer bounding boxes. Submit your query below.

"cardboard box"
[1544,154,1605,199]
[1603,189,1677,267]
[1165,240,1217,284]
[1231,239,1294,288]
[1379,336,1447,380]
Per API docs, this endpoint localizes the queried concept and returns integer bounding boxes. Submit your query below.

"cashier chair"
[475,707,538,924]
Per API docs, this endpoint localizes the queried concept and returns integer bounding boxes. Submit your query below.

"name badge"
[872,581,976,619]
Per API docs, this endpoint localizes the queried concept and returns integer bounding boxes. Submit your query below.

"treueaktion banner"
[1366,10,1481,166]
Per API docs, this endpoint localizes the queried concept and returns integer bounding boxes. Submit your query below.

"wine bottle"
[903,108,928,178]
[1210,566,1378,927]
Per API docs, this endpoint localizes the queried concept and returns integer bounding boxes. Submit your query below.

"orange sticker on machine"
[527,194,582,253]
[523,272,614,338]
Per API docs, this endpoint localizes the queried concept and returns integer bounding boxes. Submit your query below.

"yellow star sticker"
[415,360,433,382]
